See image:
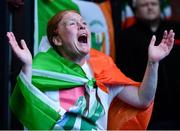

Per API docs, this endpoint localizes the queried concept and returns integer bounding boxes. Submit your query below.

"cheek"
[60,26,77,35]
[142,8,148,14]
[154,8,160,15]
[137,8,147,16]
[65,29,77,39]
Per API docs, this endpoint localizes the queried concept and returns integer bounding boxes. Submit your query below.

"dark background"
[0,0,180,129]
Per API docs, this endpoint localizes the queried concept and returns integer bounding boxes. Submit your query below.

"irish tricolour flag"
[34,0,111,57]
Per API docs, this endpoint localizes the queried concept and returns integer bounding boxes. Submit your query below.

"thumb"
[149,35,156,47]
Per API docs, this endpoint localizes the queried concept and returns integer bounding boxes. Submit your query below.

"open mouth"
[78,33,87,43]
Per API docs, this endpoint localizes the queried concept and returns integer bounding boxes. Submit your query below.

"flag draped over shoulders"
[9,48,153,130]
[90,49,153,130]
[89,49,140,86]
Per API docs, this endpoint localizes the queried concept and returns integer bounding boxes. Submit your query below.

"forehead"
[61,12,83,21]
[137,0,159,5]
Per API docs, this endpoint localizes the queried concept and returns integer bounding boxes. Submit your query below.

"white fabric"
[45,61,124,130]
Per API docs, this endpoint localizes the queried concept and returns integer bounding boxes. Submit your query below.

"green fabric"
[9,77,60,130]
[91,32,105,51]
[80,117,97,130]
[38,0,80,45]
[32,48,87,91]
[63,113,77,130]
[9,48,99,130]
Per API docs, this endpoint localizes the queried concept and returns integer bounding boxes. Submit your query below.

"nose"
[148,3,153,9]
[78,22,85,30]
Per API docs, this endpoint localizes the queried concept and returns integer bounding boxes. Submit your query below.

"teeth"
[80,33,87,37]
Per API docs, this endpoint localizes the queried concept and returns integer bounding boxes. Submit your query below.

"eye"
[69,21,76,25]
[83,21,87,25]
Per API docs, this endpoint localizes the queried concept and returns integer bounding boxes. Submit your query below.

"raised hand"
[148,30,175,62]
[7,32,32,66]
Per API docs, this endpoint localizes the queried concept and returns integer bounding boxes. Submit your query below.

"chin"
[82,50,90,55]
[146,15,159,20]
[81,47,90,53]
[80,50,90,56]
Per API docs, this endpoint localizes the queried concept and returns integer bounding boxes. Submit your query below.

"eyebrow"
[63,18,85,23]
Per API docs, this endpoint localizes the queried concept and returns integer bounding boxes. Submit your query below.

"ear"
[53,36,62,46]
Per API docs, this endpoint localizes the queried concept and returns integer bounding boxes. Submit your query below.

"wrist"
[148,60,159,67]
[22,64,32,74]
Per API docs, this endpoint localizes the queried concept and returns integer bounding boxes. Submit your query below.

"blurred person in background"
[116,0,180,129]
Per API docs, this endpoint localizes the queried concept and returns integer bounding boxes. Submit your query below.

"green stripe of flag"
[37,0,80,48]
[33,48,86,77]
[9,75,60,130]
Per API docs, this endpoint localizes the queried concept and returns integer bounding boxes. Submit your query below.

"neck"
[56,47,89,66]
[149,19,160,32]
[137,18,160,32]
[73,57,86,66]
[61,52,87,66]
